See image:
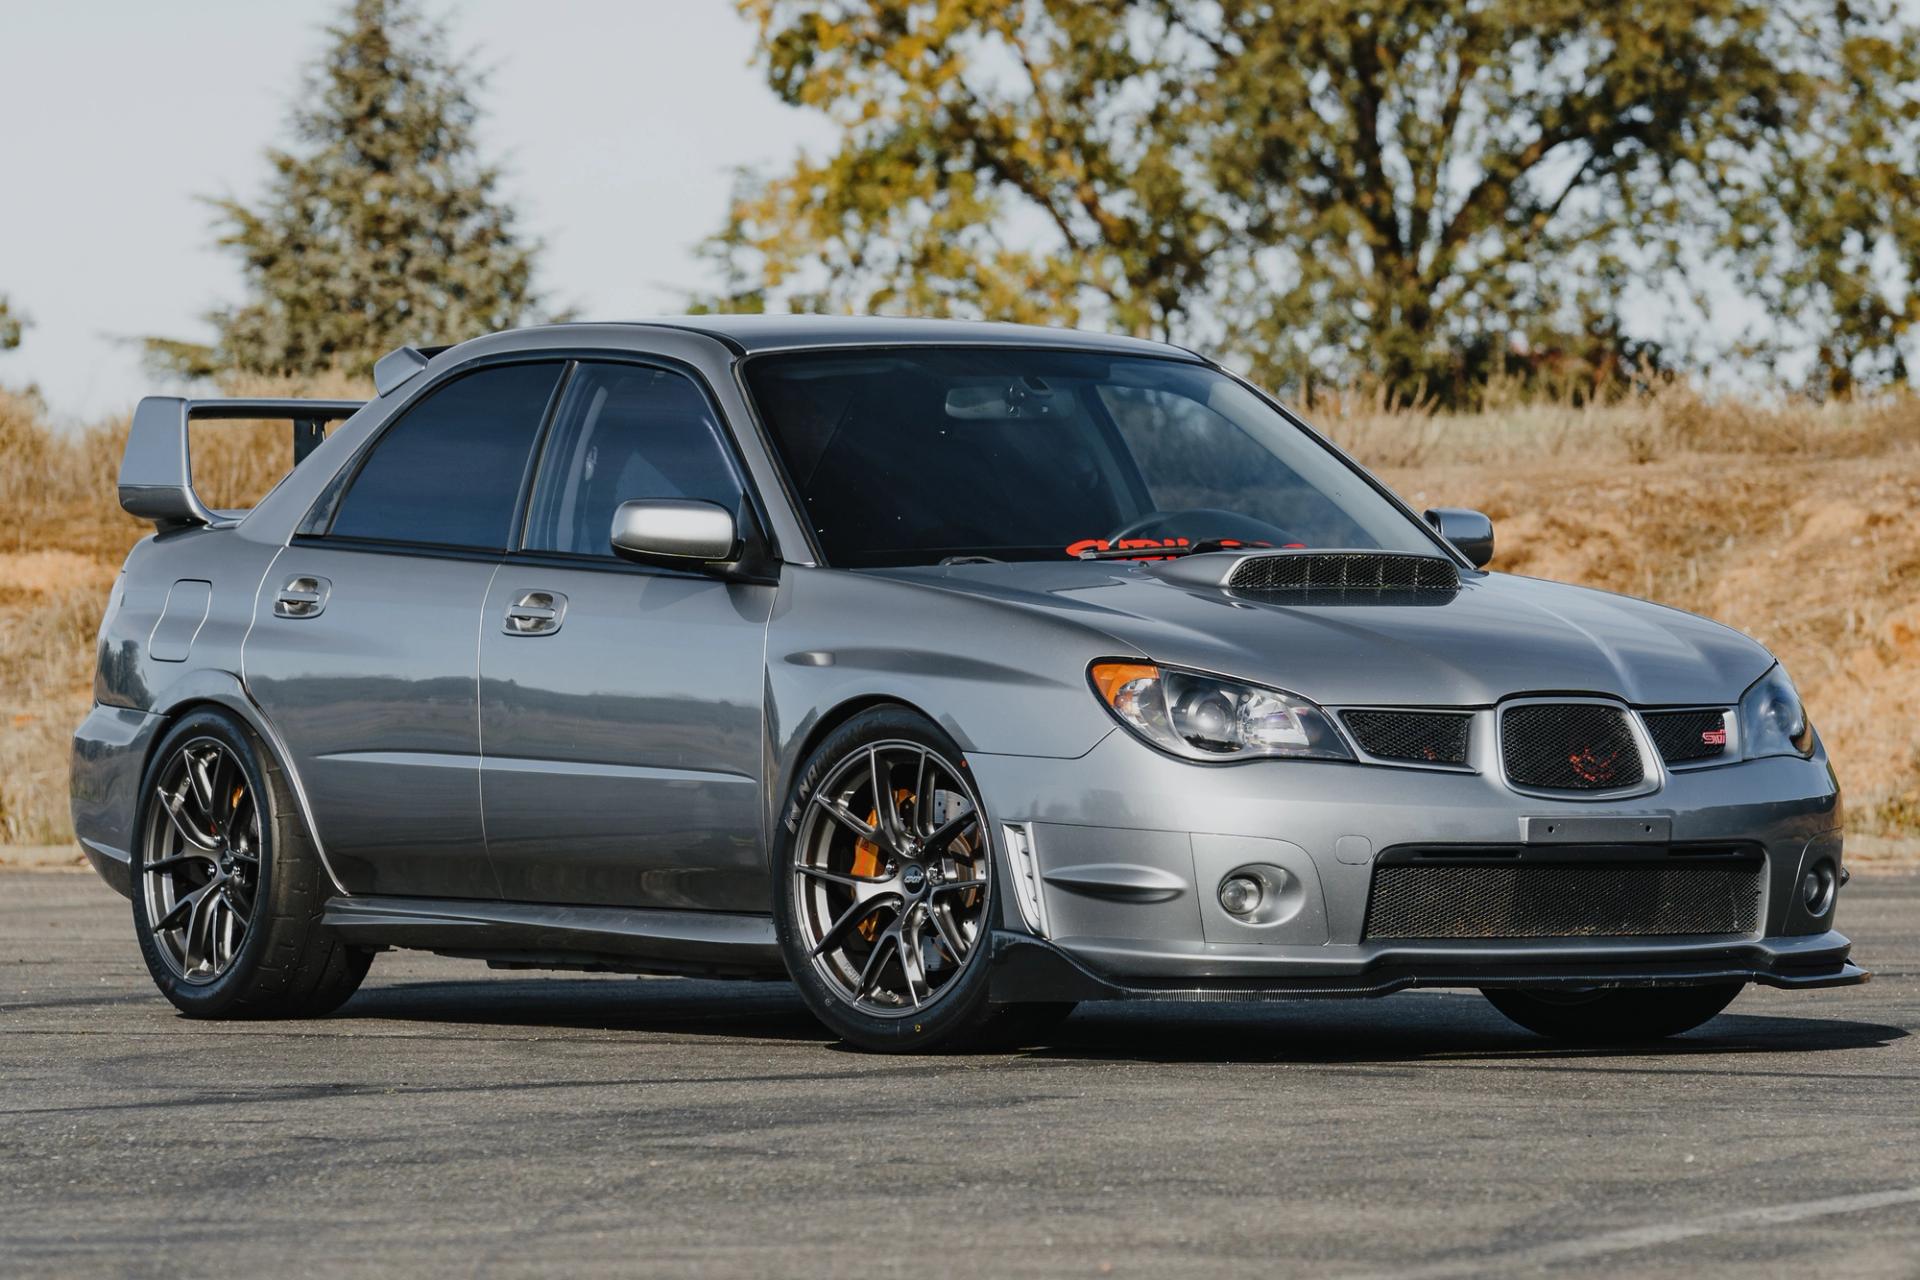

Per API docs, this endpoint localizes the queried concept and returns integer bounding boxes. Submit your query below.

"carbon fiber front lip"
[987,929,1866,1003]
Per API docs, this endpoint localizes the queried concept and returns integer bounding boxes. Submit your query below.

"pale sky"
[0,0,833,423]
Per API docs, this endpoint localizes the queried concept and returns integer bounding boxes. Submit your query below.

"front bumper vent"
[1500,703,1644,791]
[1363,858,1763,940]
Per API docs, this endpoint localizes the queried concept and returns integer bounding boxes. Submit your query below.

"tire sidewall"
[131,709,281,1017]
[772,707,998,1051]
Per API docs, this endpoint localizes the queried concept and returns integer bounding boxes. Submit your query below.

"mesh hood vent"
[1227,552,1460,595]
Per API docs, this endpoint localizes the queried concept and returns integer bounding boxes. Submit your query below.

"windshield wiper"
[1075,540,1246,561]
[938,554,1004,566]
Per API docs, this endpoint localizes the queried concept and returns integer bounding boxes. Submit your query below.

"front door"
[246,360,565,898]
[477,360,772,910]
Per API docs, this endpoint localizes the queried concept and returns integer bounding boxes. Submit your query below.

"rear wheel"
[132,708,373,1018]
[773,708,1008,1052]
[1482,983,1741,1043]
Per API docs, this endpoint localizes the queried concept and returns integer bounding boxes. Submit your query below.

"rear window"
[329,362,563,550]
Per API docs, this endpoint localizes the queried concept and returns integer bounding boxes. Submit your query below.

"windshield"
[744,347,1440,568]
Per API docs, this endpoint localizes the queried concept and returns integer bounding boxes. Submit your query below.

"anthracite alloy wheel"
[774,707,1070,1052]
[132,708,374,1019]
[792,736,991,1016]
[140,735,260,983]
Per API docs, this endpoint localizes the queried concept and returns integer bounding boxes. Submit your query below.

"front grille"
[1645,708,1730,764]
[1342,710,1472,765]
[1501,703,1644,791]
[1363,860,1763,939]
[1228,552,1460,594]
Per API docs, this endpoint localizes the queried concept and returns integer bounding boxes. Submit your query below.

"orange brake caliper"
[853,789,915,939]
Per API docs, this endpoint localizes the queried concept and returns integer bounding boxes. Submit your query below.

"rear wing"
[118,397,364,531]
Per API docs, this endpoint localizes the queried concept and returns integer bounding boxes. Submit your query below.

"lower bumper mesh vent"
[1364,860,1763,939]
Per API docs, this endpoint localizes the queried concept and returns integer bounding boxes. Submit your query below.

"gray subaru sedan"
[72,317,1862,1051]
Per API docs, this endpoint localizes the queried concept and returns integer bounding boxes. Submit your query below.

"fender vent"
[1227,552,1459,595]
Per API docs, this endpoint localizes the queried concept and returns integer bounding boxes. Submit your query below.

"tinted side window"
[523,363,744,556]
[330,362,564,549]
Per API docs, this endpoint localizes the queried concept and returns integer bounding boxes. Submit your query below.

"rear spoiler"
[118,397,364,531]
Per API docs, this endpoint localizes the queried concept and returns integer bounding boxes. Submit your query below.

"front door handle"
[503,589,567,636]
[273,575,331,619]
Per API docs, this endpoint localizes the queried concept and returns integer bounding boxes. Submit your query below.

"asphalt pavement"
[3,870,1917,1278]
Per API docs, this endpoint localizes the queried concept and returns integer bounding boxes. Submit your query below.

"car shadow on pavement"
[339,974,838,1043]
[334,977,1904,1063]
[1015,995,1908,1065]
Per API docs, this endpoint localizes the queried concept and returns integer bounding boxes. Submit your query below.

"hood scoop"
[1149,549,1461,604]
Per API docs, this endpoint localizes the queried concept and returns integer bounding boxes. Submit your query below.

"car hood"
[871,562,1774,707]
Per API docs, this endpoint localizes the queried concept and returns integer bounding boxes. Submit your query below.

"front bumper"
[970,728,1861,996]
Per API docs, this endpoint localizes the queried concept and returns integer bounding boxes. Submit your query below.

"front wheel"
[1482,983,1742,1043]
[772,708,1007,1052]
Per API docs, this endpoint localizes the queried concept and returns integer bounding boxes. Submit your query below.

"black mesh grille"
[1228,552,1460,594]
[1364,861,1763,939]
[1645,709,1731,764]
[1342,710,1472,765]
[1501,703,1643,791]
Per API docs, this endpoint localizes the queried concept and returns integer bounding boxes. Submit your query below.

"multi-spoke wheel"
[792,738,991,1017]
[774,707,1047,1052]
[141,736,260,983]
[132,708,374,1018]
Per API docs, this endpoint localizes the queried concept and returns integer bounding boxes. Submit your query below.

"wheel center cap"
[901,864,927,894]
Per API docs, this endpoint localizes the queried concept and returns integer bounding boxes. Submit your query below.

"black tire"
[773,707,1007,1052]
[132,708,373,1018]
[1482,983,1742,1043]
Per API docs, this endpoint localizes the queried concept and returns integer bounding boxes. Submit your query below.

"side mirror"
[1424,507,1494,568]
[609,499,741,568]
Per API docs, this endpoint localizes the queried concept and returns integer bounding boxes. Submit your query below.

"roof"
[604,314,1205,360]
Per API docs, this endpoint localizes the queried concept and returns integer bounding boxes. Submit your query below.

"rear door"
[477,359,773,910]
[246,360,565,898]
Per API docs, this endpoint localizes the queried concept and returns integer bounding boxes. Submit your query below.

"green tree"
[703,0,1920,402]
[0,293,23,352]
[151,0,540,379]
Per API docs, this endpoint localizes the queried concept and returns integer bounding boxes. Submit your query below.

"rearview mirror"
[609,499,741,568]
[1423,507,1494,568]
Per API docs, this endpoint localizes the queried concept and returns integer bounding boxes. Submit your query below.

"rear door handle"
[503,589,567,636]
[273,575,331,619]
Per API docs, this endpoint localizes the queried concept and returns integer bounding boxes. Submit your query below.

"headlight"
[1739,664,1815,759]
[1089,661,1352,762]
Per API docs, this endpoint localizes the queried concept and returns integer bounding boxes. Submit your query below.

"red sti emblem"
[1702,727,1727,747]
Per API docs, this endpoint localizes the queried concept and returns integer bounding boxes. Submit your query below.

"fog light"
[1219,875,1263,916]
[1801,860,1836,915]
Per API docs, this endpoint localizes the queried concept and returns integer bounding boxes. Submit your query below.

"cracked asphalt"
[3,870,1917,1278]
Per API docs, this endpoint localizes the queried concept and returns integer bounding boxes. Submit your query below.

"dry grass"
[0,373,364,843]
[1,376,1916,854]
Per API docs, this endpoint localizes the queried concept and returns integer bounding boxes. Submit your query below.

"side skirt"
[322,896,786,980]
